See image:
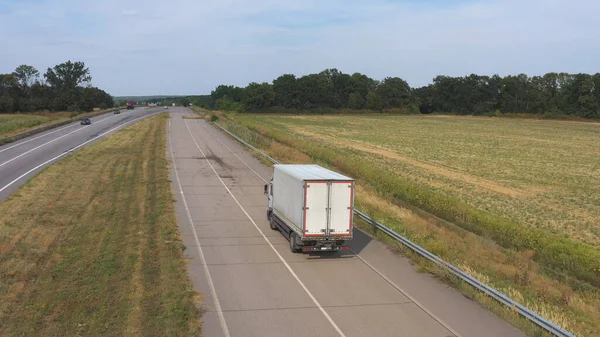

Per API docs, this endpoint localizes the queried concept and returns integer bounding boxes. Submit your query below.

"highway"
[168,107,527,337]
[0,107,164,201]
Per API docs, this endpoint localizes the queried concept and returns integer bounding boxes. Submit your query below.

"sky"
[0,0,599,96]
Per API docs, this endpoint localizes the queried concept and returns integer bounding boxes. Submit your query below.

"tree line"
[0,61,114,114]
[208,69,600,118]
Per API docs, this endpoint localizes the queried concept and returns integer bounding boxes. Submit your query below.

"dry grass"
[252,114,600,246]
[0,113,201,336]
[0,114,64,138]
[190,107,208,117]
[218,115,600,337]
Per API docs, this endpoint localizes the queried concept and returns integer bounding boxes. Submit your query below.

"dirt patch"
[292,127,524,197]
[205,154,232,170]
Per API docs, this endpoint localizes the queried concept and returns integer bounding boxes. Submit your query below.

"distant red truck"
[126,100,135,110]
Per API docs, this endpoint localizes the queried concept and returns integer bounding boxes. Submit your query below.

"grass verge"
[216,115,600,337]
[0,114,64,138]
[0,107,126,140]
[0,113,201,336]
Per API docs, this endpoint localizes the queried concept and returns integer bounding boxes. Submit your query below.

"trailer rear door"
[329,182,353,236]
[303,182,328,236]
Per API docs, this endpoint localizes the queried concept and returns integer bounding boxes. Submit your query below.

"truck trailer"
[265,164,354,253]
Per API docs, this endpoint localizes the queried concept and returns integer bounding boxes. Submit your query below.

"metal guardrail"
[213,121,576,337]
[0,107,128,146]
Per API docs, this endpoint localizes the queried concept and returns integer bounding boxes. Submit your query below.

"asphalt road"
[168,107,527,337]
[0,107,165,201]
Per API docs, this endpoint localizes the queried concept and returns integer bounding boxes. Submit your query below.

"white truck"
[264,164,355,253]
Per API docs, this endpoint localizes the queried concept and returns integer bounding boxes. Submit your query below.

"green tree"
[211,85,244,106]
[0,74,19,113]
[351,72,378,99]
[273,74,300,108]
[13,65,40,90]
[0,95,15,113]
[376,77,412,109]
[206,68,600,119]
[297,73,334,108]
[347,92,364,109]
[365,91,382,111]
[215,95,242,111]
[243,82,275,111]
[44,61,91,91]
[180,97,190,107]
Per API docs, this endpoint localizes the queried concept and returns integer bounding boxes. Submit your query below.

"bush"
[407,104,420,114]
[210,114,218,122]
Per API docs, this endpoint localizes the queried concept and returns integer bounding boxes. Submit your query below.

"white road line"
[168,116,231,337]
[351,252,462,337]
[200,116,462,337]
[183,117,346,337]
[0,112,161,194]
[0,109,137,154]
[0,114,114,168]
[0,122,78,154]
[200,123,267,183]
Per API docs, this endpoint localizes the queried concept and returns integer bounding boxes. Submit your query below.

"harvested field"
[220,113,600,337]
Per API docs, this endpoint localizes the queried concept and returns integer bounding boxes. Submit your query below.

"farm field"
[237,114,600,246]
[220,112,600,337]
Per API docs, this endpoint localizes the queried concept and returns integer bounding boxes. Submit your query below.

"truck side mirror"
[264,184,268,195]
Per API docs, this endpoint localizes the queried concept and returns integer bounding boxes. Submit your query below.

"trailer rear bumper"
[302,245,350,252]
[299,236,352,242]
[298,238,350,252]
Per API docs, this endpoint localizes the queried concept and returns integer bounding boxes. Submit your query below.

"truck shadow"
[347,228,372,255]
[302,228,372,260]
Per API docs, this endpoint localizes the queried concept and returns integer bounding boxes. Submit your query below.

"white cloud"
[0,0,598,95]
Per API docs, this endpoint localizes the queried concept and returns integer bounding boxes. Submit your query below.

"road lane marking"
[200,124,267,183]
[0,111,161,194]
[199,115,462,337]
[183,116,346,337]
[168,115,231,337]
[0,122,78,154]
[0,114,114,168]
[351,252,462,337]
[0,108,138,154]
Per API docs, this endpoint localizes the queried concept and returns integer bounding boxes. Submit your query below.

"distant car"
[80,118,91,125]
[114,109,121,114]
[163,106,168,109]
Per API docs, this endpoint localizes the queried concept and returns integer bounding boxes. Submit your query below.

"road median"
[0,113,201,336]
[0,107,126,146]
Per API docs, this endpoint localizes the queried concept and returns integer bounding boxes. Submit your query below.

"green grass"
[218,113,600,337]
[0,113,201,336]
[0,107,126,140]
[0,114,64,138]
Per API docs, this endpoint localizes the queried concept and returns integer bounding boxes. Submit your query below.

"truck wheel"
[289,233,300,253]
